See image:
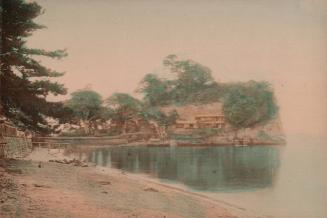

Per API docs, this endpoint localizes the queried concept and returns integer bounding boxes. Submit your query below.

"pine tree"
[0,0,67,133]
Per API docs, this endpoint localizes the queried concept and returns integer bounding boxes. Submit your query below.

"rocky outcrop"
[162,102,286,145]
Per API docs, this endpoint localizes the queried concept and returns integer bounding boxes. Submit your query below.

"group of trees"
[1,0,279,136]
[138,55,278,130]
[223,81,278,129]
[138,54,224,107]
[64,54,225,135]
[65,55,278,135]
[65,90,178,136]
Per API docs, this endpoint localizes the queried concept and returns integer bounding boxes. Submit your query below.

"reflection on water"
[65,138,327,217]
[87,146,280,192]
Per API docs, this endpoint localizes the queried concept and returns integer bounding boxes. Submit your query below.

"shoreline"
[94,165,263,218]
[0,148,240,218]
[33,136,286,147]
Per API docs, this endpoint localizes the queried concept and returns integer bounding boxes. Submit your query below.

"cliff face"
[162,102,286,145]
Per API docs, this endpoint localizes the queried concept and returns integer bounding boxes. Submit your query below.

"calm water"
[70,136,327,217]
[88,145,280,192]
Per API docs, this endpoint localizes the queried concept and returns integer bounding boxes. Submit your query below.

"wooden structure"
[32,141,70,153]
[175,114,225,129]
[195,115,225,128]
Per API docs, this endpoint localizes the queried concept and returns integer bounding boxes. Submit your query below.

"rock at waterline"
[48,159,88,167]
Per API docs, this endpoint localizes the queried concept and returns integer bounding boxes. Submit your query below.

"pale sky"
[28,0,327,137]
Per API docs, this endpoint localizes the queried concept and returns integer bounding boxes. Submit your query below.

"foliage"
[104,92,178,135]
[105,93,142,133]
[66,90,103,121]
[169,133,202,142]
[137,55,279,132]
[0,0,67,133]
[138,73,171,107]
[139,107,178,127]
[183,83,223,105]
[106,93,141,111]
[138,55,223,107]
[257,130,273,141]
[223,81,278,129]
[164,55,218,105]
[192,128,222,138]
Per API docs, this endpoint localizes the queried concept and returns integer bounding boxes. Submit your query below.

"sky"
[28,0,327,137]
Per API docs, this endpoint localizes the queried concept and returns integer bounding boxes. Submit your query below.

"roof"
[161,102,224,122]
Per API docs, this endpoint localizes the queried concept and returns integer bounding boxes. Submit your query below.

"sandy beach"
[0,149,238,218]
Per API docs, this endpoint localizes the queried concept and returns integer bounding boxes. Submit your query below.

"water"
[88,145,280,192]
[71,136,327,217]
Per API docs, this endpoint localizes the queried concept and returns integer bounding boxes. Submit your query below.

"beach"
[0,149,237,218]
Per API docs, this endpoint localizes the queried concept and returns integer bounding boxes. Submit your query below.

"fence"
[0,123,32,158]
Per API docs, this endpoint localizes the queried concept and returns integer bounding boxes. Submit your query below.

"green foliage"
[169,128,221,142]
[223,81,278,129]
[0,0,67,133]
[139,107,178,127]
[183,83,223,105]
[66,90,103,121]
[137,55,279,131]
[192,128,222,138]
[164,55,217,104]
[138,73,170,106]
[257,130,273,141]
[105,93,142,133]
[138,55,223,107]
[106,93,141,112]
[169,133,202,143]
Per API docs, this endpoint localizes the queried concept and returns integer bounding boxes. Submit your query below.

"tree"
[138,106,178,139]
[223,81,278,131]
[137,73,170,107]
[0,0,67,133]
[163,55,218,104]
[140,107,178,127]
[66,89,103,121]
[105,93,142,134]
[137,55,224,107]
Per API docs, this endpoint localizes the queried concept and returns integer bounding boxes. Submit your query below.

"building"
[175,115,225,129]
[162,102,226,130]
[195,115,225,129]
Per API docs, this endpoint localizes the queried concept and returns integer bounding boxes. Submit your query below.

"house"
[195,114,225,128]
[175,115,225,129]
[162,102,226,130]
